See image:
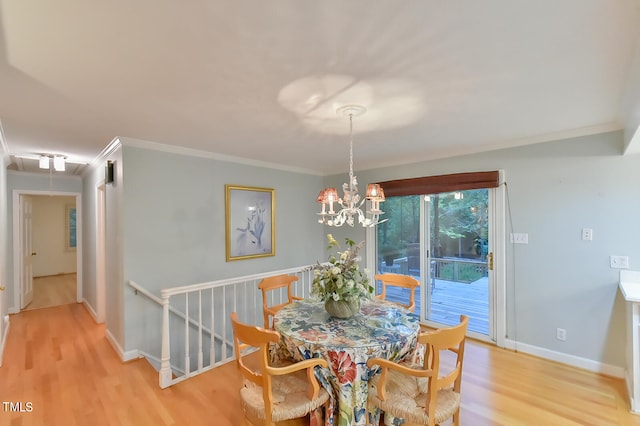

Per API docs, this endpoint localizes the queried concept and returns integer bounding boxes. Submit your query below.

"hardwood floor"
[1,303,638,425]
[1,303,248,426]
[23,274,77,311]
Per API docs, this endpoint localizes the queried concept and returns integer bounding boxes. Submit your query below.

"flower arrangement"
[310,234,373,304]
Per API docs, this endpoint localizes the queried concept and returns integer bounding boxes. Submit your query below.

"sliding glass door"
[375,188,496,340]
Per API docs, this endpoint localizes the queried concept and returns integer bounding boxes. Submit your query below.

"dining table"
[272,298,422,426]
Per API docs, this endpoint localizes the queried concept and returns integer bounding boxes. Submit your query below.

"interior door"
[21,195,34,309]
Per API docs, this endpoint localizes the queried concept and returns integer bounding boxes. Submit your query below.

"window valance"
[377,171,500,197]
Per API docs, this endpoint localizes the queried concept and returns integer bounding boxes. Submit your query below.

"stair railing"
[131,265,316,389]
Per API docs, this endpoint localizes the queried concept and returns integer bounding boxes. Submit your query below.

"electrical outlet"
[610,255,629,269]
[581,228,593,241]
[556,328,566,341]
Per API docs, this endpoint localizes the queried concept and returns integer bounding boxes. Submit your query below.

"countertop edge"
[620,270,640,302]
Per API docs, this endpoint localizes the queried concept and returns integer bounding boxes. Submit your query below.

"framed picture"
[225,185,275,261]
[66,204,77,251]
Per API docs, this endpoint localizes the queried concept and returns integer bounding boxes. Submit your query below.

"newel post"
[159,291,172,388]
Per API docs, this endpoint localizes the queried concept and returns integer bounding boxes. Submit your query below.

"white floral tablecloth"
[273,299,421,426]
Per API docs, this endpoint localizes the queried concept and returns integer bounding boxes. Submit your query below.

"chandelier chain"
[348,113,354,182]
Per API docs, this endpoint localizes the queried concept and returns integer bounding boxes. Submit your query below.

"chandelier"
[316,105,386,227]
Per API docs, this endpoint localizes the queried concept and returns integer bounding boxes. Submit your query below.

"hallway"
[23,273,76,311]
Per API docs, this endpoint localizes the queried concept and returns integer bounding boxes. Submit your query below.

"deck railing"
[380,256,487,284]
[431,257,488,283]
[130,265,316,389]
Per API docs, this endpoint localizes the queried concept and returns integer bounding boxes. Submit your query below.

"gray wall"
[328,130,638,369]
[114,142,325,352]
[81,143,126,353]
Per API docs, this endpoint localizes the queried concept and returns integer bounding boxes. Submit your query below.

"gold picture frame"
[225,185,275,261]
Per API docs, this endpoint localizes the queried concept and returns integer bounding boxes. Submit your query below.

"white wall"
[31,195,77,277]
[332,130,639,370]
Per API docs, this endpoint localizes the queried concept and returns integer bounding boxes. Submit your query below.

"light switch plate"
[510,233,528,244]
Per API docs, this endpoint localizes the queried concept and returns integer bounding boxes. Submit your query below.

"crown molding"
[119,137,323,176]
[364,122,625,172]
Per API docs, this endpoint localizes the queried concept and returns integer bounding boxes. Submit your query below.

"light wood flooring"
[23,273,77,311]
[1,303,639,425]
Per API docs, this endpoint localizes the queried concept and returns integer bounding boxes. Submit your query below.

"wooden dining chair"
[365,315,469,426]
[374,273,420,312]
[258,274,303,328]
[230,312,331,426]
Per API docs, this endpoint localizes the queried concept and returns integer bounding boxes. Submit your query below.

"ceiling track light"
[31,154,67,171]
[53,155,66,172]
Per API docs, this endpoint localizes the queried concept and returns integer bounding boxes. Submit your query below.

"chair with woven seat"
[373,273,420,312]
[366,315,469,426]
[258,274,303,329]
[230,312,331,426]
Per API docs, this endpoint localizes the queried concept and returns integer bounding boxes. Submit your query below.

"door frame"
[19,195,34,309]
[96,183,106,323]
[366,171,507,347]
[11,189,83,313]
[492,170,507,348]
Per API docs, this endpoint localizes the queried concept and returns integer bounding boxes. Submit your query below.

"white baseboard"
[504,339,625,378]
[105,328,141,362]
[139,351,161,372]
[82,299,99,323]
[0,315,10,367]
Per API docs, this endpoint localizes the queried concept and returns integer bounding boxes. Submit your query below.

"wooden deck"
[377,276,489,335]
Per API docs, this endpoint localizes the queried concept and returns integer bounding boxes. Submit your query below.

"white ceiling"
[1,1,640,177]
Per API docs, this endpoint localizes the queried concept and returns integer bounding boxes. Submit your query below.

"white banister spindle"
[159,293,172,389]
[253,281,258,325]
[184,293,190,376]
[233,284,237,317]
[222,286,227,360]
[197,290,203,370]
[210,288,215,365]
